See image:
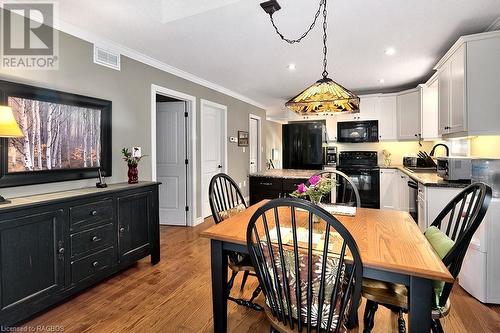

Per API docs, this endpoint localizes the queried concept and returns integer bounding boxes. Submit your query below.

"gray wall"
[0,29,267,219]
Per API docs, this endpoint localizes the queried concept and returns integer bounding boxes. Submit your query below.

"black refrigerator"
[282,122,325,170]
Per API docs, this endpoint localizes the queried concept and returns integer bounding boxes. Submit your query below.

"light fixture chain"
[269,0,325,44]
[322,0,328,78]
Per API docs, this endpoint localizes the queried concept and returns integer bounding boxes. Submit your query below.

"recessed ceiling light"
[384,48,396,56]
[287,63,296,70]
[379,79,385,84]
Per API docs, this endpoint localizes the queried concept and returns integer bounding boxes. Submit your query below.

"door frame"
[200,99,228,218]
[151,84,197,226]
[249,113,262,172]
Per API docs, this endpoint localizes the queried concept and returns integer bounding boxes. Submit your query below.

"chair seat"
[362,278,408,309]
[228,254,255,272]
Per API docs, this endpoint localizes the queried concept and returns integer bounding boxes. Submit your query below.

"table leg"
[408,276,432,333]
[211,240,228,333]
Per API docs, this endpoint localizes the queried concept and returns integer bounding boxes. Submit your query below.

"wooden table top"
[201,200,454,283]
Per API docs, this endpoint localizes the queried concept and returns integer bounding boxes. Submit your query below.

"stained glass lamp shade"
[0,106,23,137]
[285,77,360,115]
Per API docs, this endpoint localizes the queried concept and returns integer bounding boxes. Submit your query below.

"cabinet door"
[421,82,439,140]
[380,169,398,210]
[397,90,421,140]
[358,96,379,120]
[398,172,410,211]
[378,96,397,141]
[449,44,467,133]
[0,210,65,320]
[117,191,153,263]
[438,63,451,135]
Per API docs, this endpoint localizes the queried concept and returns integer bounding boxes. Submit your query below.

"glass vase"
[309,193,322,223]
[127,164,139,184]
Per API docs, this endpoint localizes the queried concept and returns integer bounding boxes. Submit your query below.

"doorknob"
[217,165,222,169]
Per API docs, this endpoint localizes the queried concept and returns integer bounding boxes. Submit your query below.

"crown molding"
[433,30,500,70]
[51,19,267,110]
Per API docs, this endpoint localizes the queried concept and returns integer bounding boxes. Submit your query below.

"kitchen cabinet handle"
[90,210,98,216]
[259,182,273,186]
[92,261,99,268]
[119,227,125,233]
[91,236,101,242]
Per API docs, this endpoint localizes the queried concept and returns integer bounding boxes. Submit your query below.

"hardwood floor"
[20,218,500,332]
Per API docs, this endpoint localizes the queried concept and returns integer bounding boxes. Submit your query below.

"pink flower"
[297,183,307,194]
[309,175,321,186]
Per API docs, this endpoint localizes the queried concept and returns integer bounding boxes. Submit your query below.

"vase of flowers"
[290,175,333,221]
[122,148,144,184]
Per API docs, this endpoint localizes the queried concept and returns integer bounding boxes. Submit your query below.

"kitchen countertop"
[249,169,319,179]
[380,165,470,188]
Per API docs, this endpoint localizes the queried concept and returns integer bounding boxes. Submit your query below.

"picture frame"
[0,80,112,188]
[238,130,249,147]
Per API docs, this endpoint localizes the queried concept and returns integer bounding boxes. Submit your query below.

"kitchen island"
[248,169,319,205]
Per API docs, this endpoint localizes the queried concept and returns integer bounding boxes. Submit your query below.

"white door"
[201,103,226,218]
[249,116,260,173]
[156,102,187,226]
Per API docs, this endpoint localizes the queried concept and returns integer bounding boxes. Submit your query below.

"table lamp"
[0,105,24,204]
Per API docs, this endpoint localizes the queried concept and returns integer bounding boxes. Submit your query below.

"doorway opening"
[151,85,197,226]
[249,114,261,174]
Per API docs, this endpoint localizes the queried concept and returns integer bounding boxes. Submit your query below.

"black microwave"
[337,120,379,143]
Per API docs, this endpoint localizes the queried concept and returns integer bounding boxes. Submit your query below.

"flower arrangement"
[290,175,333,204]
[382,149,392,166]
[121,148,144,167]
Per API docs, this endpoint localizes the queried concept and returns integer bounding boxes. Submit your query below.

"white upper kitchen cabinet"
[358,96,379,120]
[396,88,421,140]
[379,168,399,210]
[435,30,500,137]
[378,95,397,141]
[420,78,439,140]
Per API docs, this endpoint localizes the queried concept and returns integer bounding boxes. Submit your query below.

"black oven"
[337,120,379,143]
[337,151,380,209]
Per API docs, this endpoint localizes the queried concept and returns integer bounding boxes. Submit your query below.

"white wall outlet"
[243,180,246,187]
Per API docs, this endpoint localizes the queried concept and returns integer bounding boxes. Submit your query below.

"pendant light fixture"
[260,0,359,115]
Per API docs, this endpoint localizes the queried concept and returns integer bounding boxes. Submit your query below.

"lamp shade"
[285,77,360,115]
[0,106,23,138]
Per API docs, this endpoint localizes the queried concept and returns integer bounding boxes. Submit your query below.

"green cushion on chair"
[424,226,455,308]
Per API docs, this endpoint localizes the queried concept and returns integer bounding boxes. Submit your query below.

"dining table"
[201,200,454,333]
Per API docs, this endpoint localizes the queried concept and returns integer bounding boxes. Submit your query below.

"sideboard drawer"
[71,246,115,284]
[70,199,113,230]
[282,178,309,192]
[70,223,115,257]
[249,177,282,191]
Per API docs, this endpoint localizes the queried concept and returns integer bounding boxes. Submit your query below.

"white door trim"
[249,113,262,172]
[151,84,197,226]
[200,99,228,218]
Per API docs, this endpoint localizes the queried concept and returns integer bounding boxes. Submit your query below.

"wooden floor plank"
[18,218,500,332]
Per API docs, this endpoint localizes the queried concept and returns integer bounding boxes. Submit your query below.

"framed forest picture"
[0,80,112,188]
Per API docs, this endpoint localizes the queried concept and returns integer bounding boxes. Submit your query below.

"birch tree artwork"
[7,96,102,172]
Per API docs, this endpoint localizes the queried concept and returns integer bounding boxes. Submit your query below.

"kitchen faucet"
[429,143,450,157]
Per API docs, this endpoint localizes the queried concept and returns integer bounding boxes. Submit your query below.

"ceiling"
[49,0,500,116]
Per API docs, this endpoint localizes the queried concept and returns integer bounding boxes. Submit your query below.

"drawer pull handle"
[58,247,65,254]
[260,182,272,186]
[90,210,98,216]
[91,236,102,242]
[92,261,99,267]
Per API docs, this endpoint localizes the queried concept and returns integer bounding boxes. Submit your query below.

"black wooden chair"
[208,173,262,311]
[247,197,363,332]
[308,170,361,208]
[362,182,492,333]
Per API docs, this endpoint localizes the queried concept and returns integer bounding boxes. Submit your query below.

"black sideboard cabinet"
[249,176,309,205]
[0,182,160,326]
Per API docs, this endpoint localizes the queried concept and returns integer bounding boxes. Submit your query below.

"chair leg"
[363,300,378,333]
[227,271,238,297]
[397,309,406,333]
[241,270,250,291]
[434,319,444,333]
[249,285,261,303]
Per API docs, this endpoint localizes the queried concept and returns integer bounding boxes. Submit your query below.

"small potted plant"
[290,175,333,206]
[122,148,144,184]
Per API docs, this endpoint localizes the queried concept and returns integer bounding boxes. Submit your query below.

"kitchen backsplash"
[333,141,437,166]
